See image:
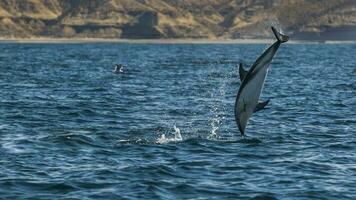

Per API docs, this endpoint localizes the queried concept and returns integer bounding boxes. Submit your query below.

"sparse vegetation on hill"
[0,0,355,40]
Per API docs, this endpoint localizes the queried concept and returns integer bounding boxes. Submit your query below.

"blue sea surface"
[0,42,355,199]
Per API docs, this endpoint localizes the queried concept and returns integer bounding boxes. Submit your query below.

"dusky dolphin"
[235,27,289,136]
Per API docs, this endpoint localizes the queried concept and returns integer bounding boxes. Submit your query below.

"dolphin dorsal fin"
[239,63,248,82]
[254,99,270,112]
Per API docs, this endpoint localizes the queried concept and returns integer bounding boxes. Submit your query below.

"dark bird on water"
[114,64,124,73]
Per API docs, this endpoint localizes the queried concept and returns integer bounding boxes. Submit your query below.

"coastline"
[0,37,355,44]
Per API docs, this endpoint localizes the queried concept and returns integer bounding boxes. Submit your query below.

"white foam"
[156,125,182,144]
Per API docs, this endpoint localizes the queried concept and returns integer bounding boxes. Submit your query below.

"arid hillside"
[0,0,355,40]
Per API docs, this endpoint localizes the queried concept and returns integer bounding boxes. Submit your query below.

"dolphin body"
[235,27,289,136]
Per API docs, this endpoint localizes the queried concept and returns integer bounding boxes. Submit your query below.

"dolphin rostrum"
[235,27,289,136]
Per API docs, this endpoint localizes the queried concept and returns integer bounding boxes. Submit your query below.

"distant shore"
[0,37,355,44]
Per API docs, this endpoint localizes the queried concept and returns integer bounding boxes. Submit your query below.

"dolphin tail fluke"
[254,99,270,112]
[271,27,289,43]
[238,63,248,82]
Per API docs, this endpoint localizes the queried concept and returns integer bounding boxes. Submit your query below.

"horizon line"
[0,37,355,44]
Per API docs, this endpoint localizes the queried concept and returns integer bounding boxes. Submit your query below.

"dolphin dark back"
[237,41,280,97]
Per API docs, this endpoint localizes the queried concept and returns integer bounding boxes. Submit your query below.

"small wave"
[156,125,182,144]
[117,138,153,145]
[2,142,27,154]
[1,133,31,154]
[0,124,8,130]
[250,193,278,200]
[239,137,263,145]
[49,132,98,148]
[352,68,356,74]
[326,142,353,150]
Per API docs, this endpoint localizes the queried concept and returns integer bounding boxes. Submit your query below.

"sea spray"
[157,125,182,144]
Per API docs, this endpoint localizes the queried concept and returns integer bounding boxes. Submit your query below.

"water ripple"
[0,43,355,199]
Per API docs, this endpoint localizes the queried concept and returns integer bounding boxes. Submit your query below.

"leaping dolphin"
[235,27,289,136]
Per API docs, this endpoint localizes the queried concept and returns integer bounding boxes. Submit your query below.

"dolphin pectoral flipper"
[254,99,270,112]
[239,63,248,82]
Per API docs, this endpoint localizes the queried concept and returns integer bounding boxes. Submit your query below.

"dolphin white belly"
[235,66,269,134]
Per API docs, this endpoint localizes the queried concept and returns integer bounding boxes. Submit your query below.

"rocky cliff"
[0,0,355,40]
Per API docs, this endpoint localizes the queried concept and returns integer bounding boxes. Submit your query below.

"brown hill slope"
[0,0,355,40]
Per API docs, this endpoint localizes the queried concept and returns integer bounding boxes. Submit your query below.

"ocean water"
[0,42,355,200]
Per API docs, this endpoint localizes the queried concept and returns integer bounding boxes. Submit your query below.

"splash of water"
[208,106,220,139]
[207,71,228,140]
[156,125,182,144]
